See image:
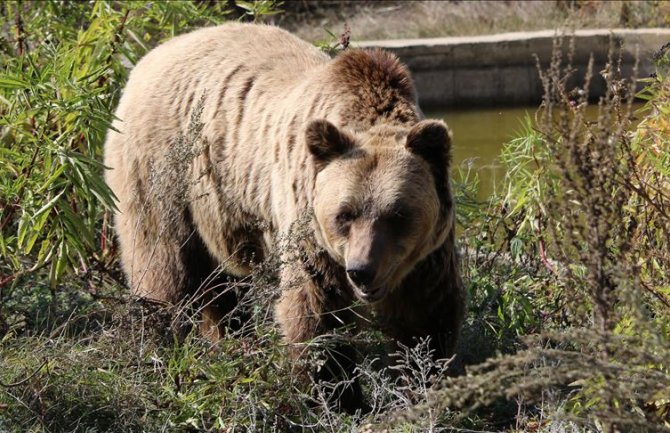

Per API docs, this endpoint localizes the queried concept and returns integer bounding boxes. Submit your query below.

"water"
[428,106,537,199]
[429,103,645,199]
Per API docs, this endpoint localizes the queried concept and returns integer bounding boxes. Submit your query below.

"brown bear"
[104,23,465,411]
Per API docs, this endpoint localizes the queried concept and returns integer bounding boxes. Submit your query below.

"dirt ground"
[273,1,670,43]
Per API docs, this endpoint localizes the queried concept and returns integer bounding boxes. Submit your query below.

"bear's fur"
[104,23,465,410]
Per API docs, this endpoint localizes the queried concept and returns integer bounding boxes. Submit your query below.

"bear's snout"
[346,261,387,302]
[346,266,375,288]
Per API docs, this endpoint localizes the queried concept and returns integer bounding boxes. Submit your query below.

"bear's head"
[308,119,455,303]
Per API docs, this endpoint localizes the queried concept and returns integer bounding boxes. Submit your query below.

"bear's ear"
[406,120,453,213]
[405,119,452,167]
[306,119,356,170]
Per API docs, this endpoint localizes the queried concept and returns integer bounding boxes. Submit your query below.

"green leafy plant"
[0,1,238,292]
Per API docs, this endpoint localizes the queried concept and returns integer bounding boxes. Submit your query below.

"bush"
[365,38,670,432]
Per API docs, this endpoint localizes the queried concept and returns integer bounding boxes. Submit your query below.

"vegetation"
[2,1,670,432]
[277,1,670,44]
[365,39,670,432]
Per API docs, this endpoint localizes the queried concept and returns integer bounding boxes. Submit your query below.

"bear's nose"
[346,267,375,288]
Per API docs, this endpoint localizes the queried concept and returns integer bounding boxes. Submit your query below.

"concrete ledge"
[357,29,670,108]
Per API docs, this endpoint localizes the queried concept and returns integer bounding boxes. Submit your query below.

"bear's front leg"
[274,261,366,413]
[392,291,464,370]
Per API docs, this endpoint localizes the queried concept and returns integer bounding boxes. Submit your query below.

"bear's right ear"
[305,119,356,171]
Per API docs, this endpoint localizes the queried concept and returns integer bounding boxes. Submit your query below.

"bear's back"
[132,23,327,82]
[112,23,328,136]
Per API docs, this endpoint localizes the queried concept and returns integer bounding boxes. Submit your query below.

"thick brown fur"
[104,23,464,411]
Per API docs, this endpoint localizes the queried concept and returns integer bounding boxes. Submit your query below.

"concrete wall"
[357,29,670,108]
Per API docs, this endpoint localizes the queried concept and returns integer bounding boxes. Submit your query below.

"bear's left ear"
[306,119,357,171]
[405,119,452,167]
[406,119,453,212]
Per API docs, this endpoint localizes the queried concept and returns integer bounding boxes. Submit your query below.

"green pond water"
[429,103,644,199]
[428,106,536,199]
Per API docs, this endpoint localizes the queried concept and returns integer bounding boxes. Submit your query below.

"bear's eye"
[335,210,357,225]
[385,206,412,234]
[387,206,411,222]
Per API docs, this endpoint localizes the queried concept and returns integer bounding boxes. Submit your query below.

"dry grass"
[276,1,670,43]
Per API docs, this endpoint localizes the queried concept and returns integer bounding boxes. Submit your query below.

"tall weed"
[366,38,670,432]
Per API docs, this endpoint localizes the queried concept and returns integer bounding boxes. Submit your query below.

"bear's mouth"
[349,281,387,303]
[347,267,397,303]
